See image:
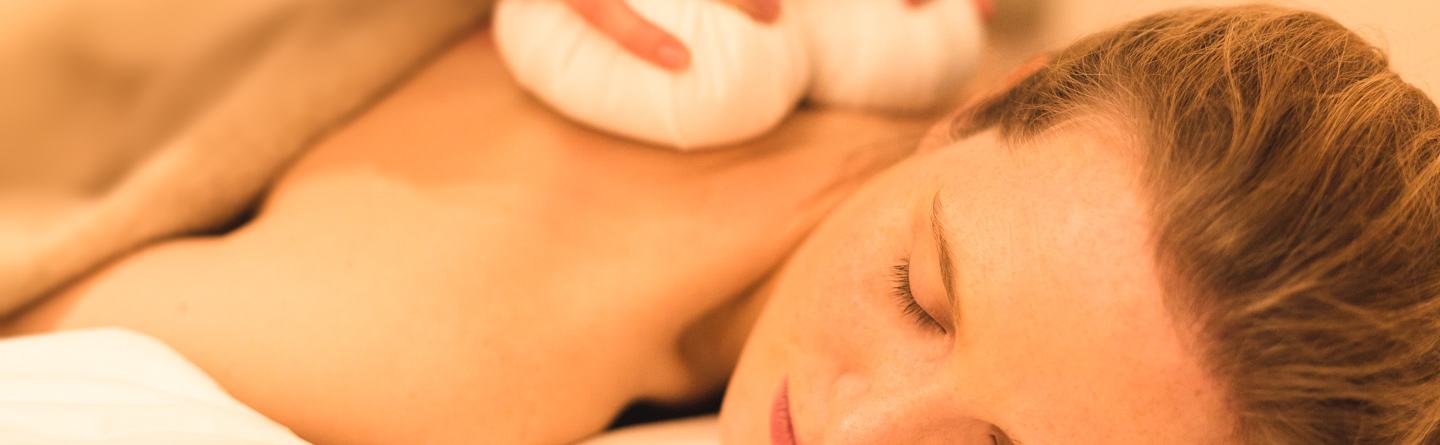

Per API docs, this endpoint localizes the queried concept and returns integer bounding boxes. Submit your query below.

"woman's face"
[719,121,1235,444]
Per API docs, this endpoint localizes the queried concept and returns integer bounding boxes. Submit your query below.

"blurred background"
[985,0,1438,96]
[1,0,1435,238]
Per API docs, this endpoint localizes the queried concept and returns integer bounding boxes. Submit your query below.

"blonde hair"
[956,6,1440,444]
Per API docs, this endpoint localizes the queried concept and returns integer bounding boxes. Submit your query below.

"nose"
[818,373,997,445]
[824,373,901,444]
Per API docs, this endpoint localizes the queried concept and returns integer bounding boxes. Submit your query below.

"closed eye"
[891,260,947,334]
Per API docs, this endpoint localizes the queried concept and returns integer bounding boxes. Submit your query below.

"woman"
[7,5,1440,445]
[720,6,1440,444]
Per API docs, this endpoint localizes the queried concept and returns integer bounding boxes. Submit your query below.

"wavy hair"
[956,6,1440,444]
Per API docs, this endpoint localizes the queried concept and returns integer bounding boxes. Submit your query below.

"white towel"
[0,328,311,445]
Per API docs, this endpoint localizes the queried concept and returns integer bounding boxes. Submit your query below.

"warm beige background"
[987,0,1439,96]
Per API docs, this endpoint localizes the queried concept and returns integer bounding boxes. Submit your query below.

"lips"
[771,377,798,445]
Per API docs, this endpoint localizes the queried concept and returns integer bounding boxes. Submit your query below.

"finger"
[565,0,690,70]
[724,0,780,23]
[973,0,994,22]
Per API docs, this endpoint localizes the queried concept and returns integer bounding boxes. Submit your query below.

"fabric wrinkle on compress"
[494,0,983,149]
[495,0,810,150]
[797,0,984,113]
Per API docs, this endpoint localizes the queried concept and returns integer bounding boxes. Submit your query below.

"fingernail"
[975,0,995,21]
[656,43,690,71]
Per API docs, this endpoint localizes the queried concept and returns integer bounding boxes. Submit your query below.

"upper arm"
[24,233,636,445]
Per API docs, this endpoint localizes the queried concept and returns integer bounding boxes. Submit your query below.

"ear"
[916,54,1051,154]
[959,53,1051,124]
[1001,54,1050,89]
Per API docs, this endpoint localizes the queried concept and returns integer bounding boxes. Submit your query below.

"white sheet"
[0,328,310,445]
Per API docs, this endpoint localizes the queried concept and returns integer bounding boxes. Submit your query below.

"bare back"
[2,31,931,444]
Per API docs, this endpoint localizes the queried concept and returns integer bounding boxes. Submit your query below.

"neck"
[673,273,779,396]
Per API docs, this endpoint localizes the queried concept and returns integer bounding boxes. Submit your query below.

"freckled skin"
[720,123,1236,445]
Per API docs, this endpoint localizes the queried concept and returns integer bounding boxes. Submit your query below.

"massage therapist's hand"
[564,0,945,71]
[563,0,778,70]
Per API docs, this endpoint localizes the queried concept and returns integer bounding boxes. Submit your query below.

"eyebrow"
[930,193,961,326]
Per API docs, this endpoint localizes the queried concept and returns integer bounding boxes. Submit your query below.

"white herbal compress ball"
[494,0,810,149]
[795,0,984,113]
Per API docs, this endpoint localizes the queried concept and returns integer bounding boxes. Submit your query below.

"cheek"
[779,244,887,360]
[722,152,940,438]
[755,163,957,403]
[770,174,921,356]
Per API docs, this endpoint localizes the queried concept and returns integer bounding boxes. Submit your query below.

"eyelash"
[890,260,947,334]
[893,262,1011,443]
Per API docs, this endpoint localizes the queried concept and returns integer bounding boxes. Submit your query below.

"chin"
[721,248,809,444]
[719,357,769,444]
[720,322,791,445]
[716,407,755,444]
